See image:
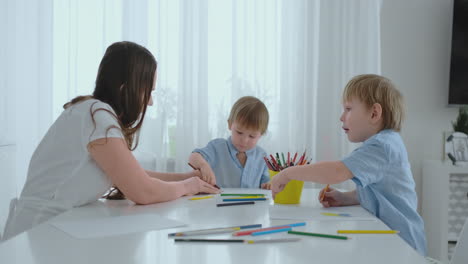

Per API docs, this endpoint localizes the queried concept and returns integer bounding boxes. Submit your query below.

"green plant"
[452,106,468,134]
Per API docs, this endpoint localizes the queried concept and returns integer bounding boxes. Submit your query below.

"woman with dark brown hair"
[2,41,219,240]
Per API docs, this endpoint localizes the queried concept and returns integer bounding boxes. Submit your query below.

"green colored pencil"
[288,231,349,240]
[220,194,265,197]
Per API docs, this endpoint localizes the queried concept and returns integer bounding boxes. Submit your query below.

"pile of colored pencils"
[263,151,311,171]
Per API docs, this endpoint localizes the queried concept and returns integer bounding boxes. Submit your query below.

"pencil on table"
[337,230,399,234]
[216,201,255,207]
[174,238,301,243]
[189,196,214,201]
[220,194,265,196]
[233,222,306,236]
[288,231,349,240]
[168,224,262,237]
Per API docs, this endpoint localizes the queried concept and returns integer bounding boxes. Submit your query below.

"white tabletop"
[0,188,426,264]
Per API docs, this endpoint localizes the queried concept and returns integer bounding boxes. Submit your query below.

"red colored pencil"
[292,152,298,164]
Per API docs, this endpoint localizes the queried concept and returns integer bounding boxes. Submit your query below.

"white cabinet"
[422,160,468,263]
[0,145,17,238]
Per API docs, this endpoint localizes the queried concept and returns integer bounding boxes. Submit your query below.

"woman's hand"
[182,177,220,196]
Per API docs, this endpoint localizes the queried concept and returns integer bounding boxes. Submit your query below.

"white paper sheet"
[269,205,377,221]
[51,213,186,239]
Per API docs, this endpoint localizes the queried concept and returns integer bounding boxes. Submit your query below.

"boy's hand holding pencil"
[270,171,291,197]
[188,163,219,188]
[319,187,359,208]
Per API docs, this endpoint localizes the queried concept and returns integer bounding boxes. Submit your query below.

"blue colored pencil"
[251,227,292,236]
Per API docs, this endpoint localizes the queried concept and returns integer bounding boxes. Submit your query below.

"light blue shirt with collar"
[341,129,427,256]
[193,137,270,188]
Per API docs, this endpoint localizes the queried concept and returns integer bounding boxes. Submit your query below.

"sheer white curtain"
[4,0,382,191]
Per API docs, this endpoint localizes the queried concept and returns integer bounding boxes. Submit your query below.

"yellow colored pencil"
[189,195,214,201]
[337,230,399,234]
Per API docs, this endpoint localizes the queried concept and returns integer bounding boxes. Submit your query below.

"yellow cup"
[269,170,304,204]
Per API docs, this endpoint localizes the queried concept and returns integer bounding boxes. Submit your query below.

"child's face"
[229,121,262,152]
[340,98,379,143]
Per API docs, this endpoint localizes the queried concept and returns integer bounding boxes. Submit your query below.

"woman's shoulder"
[68,98,115,115]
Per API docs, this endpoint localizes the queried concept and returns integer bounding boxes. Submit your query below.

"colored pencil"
[222,198,266,202]
[189,195,214,201]
[217,201,255,207]
[320,212,351,217]
[297,151,306,165]
[320,184,330,201]
[220,194,265,197]
[168,224,262,237]
[292,152,298,163]
[263,157,274,170]
[223,196,263,199]
[233,222,306,236]
[175,238,245,243]
[276,153,282,167]
[288,231,349,240]
[245,238,301,244]
[174,238,301,244]
[251,227,292,236]
[269,154,279,169]
[337,230,399,234]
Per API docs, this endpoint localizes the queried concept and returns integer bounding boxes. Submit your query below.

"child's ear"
[371,103,382,122]
[227,120,232,130]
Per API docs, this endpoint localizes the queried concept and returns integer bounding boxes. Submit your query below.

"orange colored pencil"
[320,184,330,201]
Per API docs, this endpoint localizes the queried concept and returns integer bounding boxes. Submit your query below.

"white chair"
[426,217,468,264]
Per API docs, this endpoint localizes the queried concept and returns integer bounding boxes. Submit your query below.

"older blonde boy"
[189,96,270,189]
[271,74,427,255]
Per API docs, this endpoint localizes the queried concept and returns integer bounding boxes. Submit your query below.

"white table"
[0,188,426,264]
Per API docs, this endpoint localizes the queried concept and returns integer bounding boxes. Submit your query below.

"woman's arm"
[88,138,219,205]
[145,170,199,182]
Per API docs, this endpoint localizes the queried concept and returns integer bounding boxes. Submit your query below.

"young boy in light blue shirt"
[189,96,271,189]
[270,74,427,256]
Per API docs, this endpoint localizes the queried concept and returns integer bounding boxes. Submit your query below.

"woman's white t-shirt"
[2,99,124,240]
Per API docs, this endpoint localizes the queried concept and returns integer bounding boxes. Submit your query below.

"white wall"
[380,0,459,210]
[0,0,18,237]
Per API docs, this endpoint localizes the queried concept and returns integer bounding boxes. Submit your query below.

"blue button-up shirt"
[193,137,270,188]
[342,129,427,256]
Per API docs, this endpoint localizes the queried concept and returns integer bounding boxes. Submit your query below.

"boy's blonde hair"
[228,96,269,134]
[342,74,404,132]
